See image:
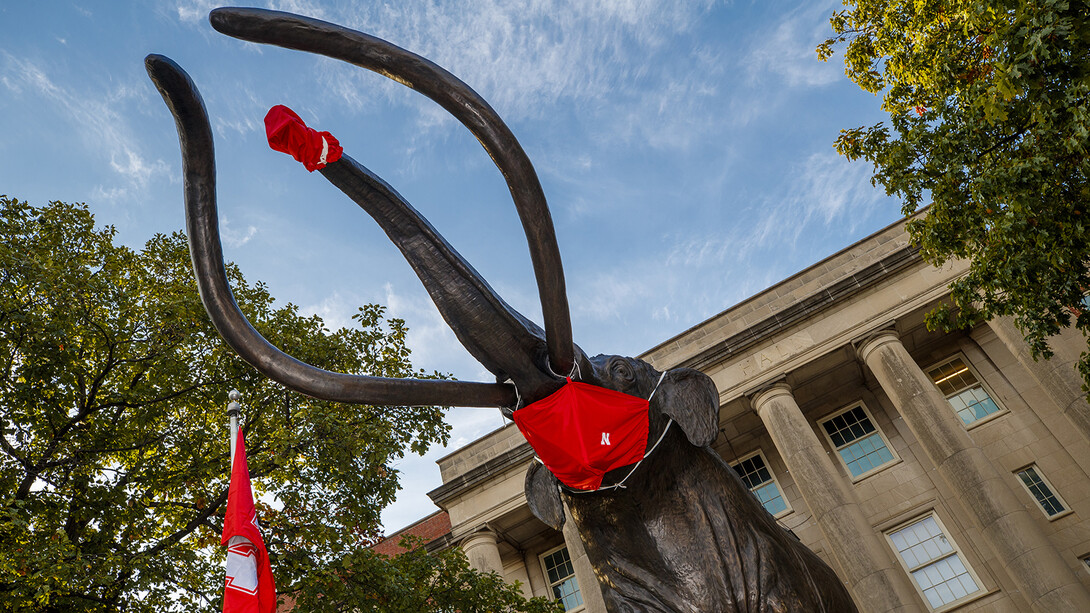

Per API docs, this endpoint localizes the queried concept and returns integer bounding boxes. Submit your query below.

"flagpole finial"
[227,389,242,416]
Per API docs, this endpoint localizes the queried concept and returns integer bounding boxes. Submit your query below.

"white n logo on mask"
[601,432,611,446]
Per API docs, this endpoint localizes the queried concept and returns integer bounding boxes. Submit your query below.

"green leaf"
[822,1,1090,394]
[0,197,497,613]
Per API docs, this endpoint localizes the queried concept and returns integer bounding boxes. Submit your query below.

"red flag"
[223,429,276,613]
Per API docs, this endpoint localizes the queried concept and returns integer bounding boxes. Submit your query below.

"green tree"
[819,1,1090,381]
[290,536,562,613]
[0,197,550,612]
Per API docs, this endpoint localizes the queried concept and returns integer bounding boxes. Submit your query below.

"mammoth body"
[527,356,856,612]
[148,7,858,612]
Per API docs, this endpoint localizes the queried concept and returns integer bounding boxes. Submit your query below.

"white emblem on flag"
[601,432,611,445]
[225,535,259,595]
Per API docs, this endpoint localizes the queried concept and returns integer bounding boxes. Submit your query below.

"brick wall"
[370,510,452,556]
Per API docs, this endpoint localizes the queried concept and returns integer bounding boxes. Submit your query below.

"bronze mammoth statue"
[147,7,859,612]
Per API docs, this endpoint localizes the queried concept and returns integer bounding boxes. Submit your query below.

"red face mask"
[512,374,667,492]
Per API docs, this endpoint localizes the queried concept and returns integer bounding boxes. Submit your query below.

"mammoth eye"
[609,358,634,383]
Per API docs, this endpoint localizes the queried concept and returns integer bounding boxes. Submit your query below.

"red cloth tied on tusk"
[264,105,343,172]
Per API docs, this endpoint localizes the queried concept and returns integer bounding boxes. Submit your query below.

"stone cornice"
[427,442,535,507]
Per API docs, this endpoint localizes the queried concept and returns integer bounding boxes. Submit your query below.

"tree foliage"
[290,536,562,613]
[0,197,551,612]
[820,0,1090,379]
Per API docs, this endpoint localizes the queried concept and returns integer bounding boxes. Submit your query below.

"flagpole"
[227,389,241,464]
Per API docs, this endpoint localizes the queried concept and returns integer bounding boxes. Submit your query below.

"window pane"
[822,407,895,477]
[891,516,981,609]
[928,358,973,396]
[948,386,1000,425]
[929,358,1001,425]
[553,577,582,610]
[733,456,764,490]
[1017,466,1067,517]
[731,454,789,516]
[839,433,892,477]
[753,482,787,515]
[542,547,582,612]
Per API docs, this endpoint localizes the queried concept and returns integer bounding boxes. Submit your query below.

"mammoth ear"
[525,461,565,530]
[658,368,720,448]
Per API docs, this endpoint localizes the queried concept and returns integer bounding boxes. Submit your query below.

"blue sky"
[1,0,901,532]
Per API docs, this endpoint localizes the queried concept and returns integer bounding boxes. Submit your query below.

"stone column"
[751,383,922,613]
[987,316,1090,442]
[562,507,608,613]
[858,331,1090,613]
[462,529,504,575]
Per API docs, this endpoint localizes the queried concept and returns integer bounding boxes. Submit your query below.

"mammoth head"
[147,7,721,520]
[524,356,719,528]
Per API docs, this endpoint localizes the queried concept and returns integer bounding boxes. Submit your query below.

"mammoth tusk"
[207,6,576,377]
[145,53,516,408]
[318,156,564,403]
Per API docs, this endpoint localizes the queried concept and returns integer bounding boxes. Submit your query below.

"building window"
[821,404,896,478]
[731,451,791,517]
[887,514,984,610]
[927,357,1001,426]
[541,546,583,611]
[1015,465,1069,518]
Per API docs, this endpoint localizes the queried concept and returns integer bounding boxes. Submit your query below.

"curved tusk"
[318,156,562,402]
[208,6,575,377]
[145,53,515,408]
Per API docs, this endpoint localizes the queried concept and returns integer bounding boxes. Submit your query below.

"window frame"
[884,512,988,612]
[730,449,793,518]
[538,544,585,612]
[1014,464,1072,520]
[819,402,900,482]
[924,354,1007,429]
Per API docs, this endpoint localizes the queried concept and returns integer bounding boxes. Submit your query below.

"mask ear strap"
[647,370,668,401]
[506,379,523,411]
[545,351,581,381]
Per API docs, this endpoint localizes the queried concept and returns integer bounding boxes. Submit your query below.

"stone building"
[414,216,1090,612]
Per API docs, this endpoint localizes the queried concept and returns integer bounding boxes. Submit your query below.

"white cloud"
[300,291,359,332]
[172,0,219,23]
[572,272,651,323]
[665,234,736,269]
[110,148,171,189]
[310,1,721,120]
[173,0,332,25]
[795,151,882,225]
[666,150,885,268]
[746,3,843,89]
[756,150,885,249]
[265,0,330,20]
[91,185,129,203]
[381,283,496,382]
[219,216,259,248]
[0,53,170,199]
[610,53,727,151]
